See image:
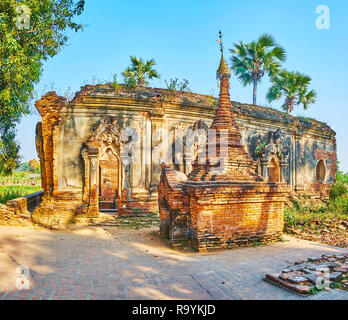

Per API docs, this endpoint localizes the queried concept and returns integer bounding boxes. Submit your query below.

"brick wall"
[187,183,287,251]
[158,166,289,251]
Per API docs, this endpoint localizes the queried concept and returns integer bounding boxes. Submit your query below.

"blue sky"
[18,0,348,172]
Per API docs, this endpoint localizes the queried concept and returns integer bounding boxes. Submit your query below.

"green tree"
[266,70,317,113]
[28,158,40,173]
[0,122,20,176]
[18,162,29,172]
[0,0,85,174]
[122,56,160,87]
[230,33,286,105]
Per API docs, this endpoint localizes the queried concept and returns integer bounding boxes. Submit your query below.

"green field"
[0,186,42,204]
[0,171,41,185]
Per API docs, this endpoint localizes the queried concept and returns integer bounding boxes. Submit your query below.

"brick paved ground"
[0,225,347,300]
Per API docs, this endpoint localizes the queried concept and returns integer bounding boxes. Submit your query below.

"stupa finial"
[218,30,224,56]
[216,30,231,80]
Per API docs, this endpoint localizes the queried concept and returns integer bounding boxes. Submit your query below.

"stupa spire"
[211,31,238,134]
[188,31,262,182]
[216,30,231,80]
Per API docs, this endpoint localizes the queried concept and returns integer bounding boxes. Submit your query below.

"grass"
[285,195,348,227]
[0,186,42,204]
[285,192,348,233]
[284,172,348,247]
[285,170,348,227]
[0,171,41,185]
[114,214,159,230]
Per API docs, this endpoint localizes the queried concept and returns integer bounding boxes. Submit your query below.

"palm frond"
[257,33,276,48]
[232,41,247,56]
[266,84,282,102]
[237,72,253,86]
[122,56,159,86]
[121,67,134,78]
[145,58,156,67]
[268,69,316,112]
[148,69,160,79]
[300,89,317,109]
[270,45,287,62]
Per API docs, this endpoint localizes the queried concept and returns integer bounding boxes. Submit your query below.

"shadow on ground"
[0,225,347,300]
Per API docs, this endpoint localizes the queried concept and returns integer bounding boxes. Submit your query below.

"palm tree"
[230,33,286,105]
[122,56,160,87]
[266,70,317,113]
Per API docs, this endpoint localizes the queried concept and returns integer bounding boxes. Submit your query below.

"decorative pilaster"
[261,160,269,181]
[150,97,165,190]
[88,153,99,216]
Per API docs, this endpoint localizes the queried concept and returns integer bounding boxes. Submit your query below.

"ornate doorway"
[81,117,123,216]
[99,148,120,210]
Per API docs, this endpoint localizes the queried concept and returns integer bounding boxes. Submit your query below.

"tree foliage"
[122,56,160,87]
[18,162,29,172]
[28,158,40,173]
[0,0,85,174]
[266,70,317,113]
[0,124,20,175]
[229,33,286,105]
[330,169,348,201]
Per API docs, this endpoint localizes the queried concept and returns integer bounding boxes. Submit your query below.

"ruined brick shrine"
[30,48,336,230]
[158,48,291,251]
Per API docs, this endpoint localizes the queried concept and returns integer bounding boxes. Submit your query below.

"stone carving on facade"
[150,95,165,118]
[248,128,291,182]
[184,120,208,174]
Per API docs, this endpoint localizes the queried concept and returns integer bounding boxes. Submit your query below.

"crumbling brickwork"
[0,204,14,215]
[34,92,67,196]
[314,149,337,180]
[32,92,80,228]
[158,165,190,245]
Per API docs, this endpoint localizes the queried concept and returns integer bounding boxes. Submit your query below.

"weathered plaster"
[33,85,336,227]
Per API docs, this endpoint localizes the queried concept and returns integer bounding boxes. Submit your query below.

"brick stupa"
[188,49,262,183]
[158,36,290,251]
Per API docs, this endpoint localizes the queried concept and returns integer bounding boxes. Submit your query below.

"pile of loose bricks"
[265,252,348,295]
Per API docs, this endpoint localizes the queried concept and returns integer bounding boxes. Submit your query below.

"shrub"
[330,170,348,201]
[165,78,191,93]
[329,193,348,215]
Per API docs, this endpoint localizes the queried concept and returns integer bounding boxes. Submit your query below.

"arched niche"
[316,160,326,183]
[268,157,281,183]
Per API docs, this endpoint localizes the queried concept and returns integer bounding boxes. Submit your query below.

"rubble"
[265,252,348,295]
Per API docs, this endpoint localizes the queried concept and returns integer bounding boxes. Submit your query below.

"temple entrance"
[268,157,281,182]
[98,148,120,211]
[81,117,124,216]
